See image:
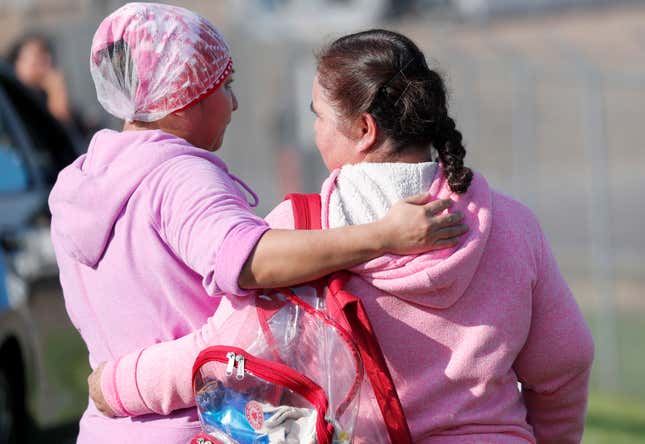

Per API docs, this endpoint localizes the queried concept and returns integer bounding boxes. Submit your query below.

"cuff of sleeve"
[207,222,271,296]
[99,349,151,417]
[100,360,128,417]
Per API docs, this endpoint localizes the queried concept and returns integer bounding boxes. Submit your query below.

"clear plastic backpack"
[192,286,363,444]
[190,194,411,444]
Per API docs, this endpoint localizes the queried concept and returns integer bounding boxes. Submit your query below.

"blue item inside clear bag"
[197,381,271,444]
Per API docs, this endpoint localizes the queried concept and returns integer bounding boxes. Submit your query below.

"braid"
[433,115,473,193]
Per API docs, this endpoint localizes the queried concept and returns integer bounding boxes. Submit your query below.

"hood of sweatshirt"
[48,129,232,268]
[320,162,492,309]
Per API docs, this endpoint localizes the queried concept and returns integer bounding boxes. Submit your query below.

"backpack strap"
[285,193,413,444]
[327,274,413,444]
[285,193,322,230]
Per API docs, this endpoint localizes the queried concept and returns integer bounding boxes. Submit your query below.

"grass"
[582,308,645,443]
[586,311,645,400]
[37,327,90,423]
[584,392,645,443]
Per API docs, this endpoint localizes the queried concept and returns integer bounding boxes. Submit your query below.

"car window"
[0,97,30,192]
[0,253,8,310]
[0,74,77,186]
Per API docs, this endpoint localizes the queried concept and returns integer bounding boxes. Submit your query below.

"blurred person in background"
[7,32,94,142]
[47,4,466,443]
[88,29,595,444]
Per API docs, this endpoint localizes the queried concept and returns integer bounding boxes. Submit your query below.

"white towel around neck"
[328,161,438,229]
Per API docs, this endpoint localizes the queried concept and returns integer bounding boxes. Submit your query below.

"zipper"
[235,354,245,380]
[225,351,235,376]
[193,345,334,444]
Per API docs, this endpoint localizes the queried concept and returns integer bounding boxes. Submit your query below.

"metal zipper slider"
[235,354,245,380]
[225,352,236,376]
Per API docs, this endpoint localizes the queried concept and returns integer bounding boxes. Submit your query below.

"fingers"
[430,210,465,230]
[88,363,115,417]
[434,224,469,240]
[404,191,431,205]
[87,369,97,391]
[427,237,462,250]
[424,198,454,215]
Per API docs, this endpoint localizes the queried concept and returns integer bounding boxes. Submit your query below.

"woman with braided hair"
[303,29,593,442]
[48,4,469,442]
[88,28,594,443]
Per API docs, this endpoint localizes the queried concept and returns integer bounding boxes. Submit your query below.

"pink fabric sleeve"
[147,155,270,296]
[99,349,148,416]
[513,226,595,443]
[263,199,296,230]
[100,307,223,416]
[100,200,296,416]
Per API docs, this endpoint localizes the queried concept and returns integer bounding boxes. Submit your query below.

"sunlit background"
[0,0,643,442]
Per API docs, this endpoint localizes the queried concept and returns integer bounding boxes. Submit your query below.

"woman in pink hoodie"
[87,29,595,443]
[48,5,467,444]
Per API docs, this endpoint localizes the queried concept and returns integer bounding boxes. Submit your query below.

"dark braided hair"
[316,29,473,193]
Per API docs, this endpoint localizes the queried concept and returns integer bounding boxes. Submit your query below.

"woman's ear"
[356,112,378,154]
[157,108,194,139]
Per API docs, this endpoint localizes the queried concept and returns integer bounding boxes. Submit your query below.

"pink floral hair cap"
[90,2,232,122]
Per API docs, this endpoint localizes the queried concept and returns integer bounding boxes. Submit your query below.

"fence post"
[578,60,620,392]
[510,56,538,211]
[439,44,480,167]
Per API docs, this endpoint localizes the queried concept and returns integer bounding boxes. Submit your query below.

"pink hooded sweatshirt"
[48,129,270,443]
[93,162,594,443]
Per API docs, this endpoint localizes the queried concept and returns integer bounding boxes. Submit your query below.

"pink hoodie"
[48,129,270,443]
[95,163,594,443]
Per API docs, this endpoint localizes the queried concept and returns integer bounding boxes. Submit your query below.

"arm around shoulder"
[98,304,230,416]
